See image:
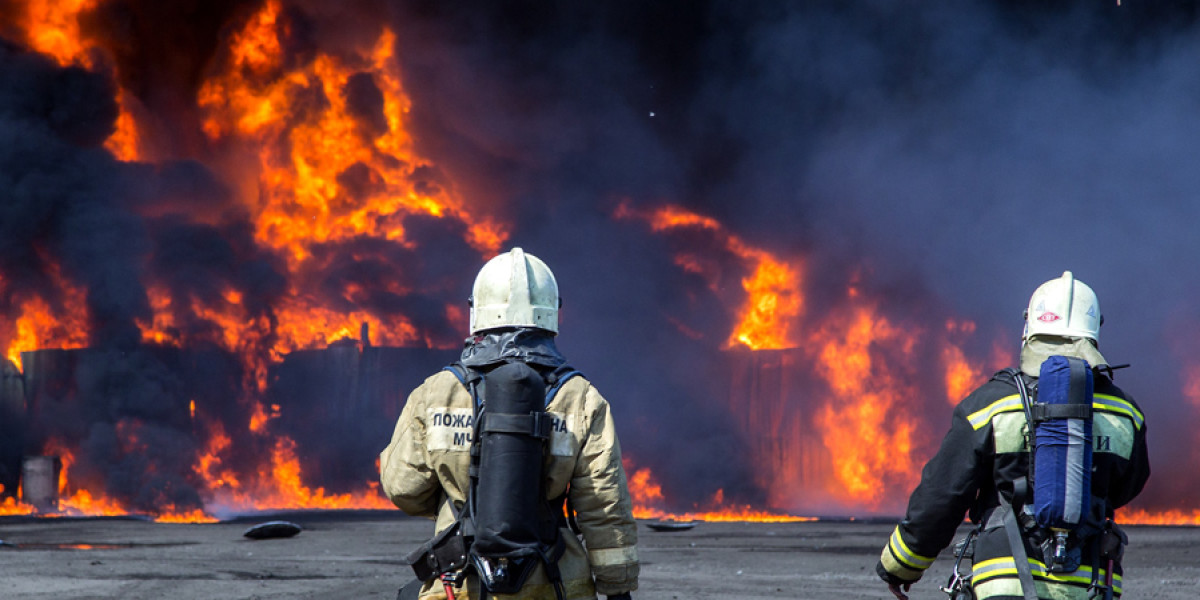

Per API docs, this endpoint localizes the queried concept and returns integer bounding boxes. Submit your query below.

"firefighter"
[380,248,639,600]
[877,272,1150,600]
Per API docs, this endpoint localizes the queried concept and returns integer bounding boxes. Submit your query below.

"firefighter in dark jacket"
[877,272,1150,600]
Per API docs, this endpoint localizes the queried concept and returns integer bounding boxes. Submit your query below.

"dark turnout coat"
[878,368,1149,599]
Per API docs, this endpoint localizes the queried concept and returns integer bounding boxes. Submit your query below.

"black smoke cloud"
[0,41,147,349]
[0,39,254,511]
[0,3,489,512]
[376,0,1200,511]
[6,0,1200,515]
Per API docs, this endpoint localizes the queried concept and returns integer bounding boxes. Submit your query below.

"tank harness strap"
[997,499,1039,600]
[481,412,554,439]
[441,364,469,386]
[539,540,568,600]
[443,364,485,480]
[1031,403,1093,421]
[442,364,485,408]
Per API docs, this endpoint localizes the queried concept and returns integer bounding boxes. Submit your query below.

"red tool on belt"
[439,571,464,600]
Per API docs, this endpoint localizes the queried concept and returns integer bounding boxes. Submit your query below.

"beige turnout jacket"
[380,369,639,599]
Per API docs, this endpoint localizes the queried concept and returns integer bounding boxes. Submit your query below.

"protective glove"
[606,594,633,600]
[876,561,916,600]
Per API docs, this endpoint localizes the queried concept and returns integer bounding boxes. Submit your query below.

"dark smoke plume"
[377,0,1200,512]
[4,0,1200,515]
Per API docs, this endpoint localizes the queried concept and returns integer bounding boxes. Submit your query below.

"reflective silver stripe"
[587,545,638,567]
[1094,394,1144,430]
[1064,418,1086,524]
[1093,412,1135,458]
[888,526,935,569]
[968,395,1023,430]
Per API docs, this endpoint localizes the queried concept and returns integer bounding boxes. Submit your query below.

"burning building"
[2,0,1200,524]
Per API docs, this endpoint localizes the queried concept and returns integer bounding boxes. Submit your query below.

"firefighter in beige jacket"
[380,248,639,600]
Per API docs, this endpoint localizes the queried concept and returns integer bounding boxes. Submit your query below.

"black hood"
[459,328,568,371]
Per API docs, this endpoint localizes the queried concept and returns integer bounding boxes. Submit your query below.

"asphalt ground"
[0,512,1196,599]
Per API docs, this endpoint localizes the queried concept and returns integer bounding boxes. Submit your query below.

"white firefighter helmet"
[1023,271,1102,343]
[469,248,559,334]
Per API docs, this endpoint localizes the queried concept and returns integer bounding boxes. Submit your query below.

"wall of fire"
[0,339,447,507]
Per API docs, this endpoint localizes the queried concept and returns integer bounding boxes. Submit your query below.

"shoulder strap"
[1007,368,1038,490]
[543,368,581,407]
[443,363,485,410]
[442,363,467,386]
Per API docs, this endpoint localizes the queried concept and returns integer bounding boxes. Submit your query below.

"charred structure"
[1,331,446,517]
[2,1,1200,521]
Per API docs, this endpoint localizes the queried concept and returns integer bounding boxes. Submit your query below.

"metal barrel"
[21,456,61,513]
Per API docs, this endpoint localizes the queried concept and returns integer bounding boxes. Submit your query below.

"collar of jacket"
[459,327,568,370]
[1019,335,1108,377]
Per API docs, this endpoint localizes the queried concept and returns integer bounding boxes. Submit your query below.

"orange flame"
[2,0,510,521]
[4,269,89,370]
[17,0,141,160]
[1118,508,1200,526]
[623,202,982,514]
[198,5,503,265]
[202,438,393,514]
[942,320,982,404]
[0,495,38,516]
[36,439,130,517]
[624,459,813,523]
[7,2,1190,528]
[813,306,918,506]
[104,88,143,160]
[19,0,101,67]
[154,509,220,524]
[614,202,803,350]
[4,0,140,368]
[188,1,504,361]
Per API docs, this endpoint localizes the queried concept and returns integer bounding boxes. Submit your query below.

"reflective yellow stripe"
[888,526,935,570]
[879,545,925,582]
[968,395,1023,430]
[969,393,1143,431]
[972,556,1122,592]
[972,576,1116,600]
[587,545,638,567]
[1094,394,1144,430]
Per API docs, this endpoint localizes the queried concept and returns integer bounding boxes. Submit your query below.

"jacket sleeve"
[878,398,988,584]
[379,382,440,517]
[1109,396,1150,510]
[569,384,639,596]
